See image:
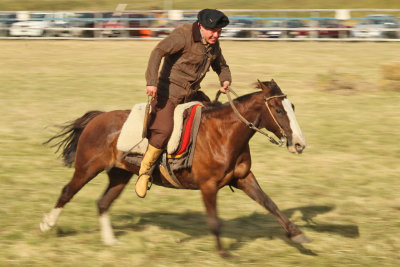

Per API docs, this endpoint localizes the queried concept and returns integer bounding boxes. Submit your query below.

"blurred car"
[257,19,308,38]
[127,13,154,37]
[69,12,95,37]
[50,12,76,37]
[99,12,124,38]
[351,14,399,39]
[153,21,178,38]
[314,18,351,38]
[221,16,258,38]
[9,12,74,37]
[153,12,196,38]
[0,12,17,36]
[9,12,54,37]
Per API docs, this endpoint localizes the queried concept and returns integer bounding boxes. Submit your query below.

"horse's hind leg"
[40,164,103,232]
[232,171,311,243]
[97,168,132,245]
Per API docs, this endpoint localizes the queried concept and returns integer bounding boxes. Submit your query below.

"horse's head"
[257,79,306,154]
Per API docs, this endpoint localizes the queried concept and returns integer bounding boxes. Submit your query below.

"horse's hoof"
[103,238,121,246]
[218,250,235,258]
[291,233,312,243]
[39,214,54,232]
[39,221,52,232]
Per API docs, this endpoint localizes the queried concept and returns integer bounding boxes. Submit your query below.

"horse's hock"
[382,61,400,91]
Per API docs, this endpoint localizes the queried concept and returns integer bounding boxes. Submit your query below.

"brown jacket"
[145,22,231,104]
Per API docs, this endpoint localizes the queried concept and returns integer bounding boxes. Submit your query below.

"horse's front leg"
[200,181,230,257]
[232,171,311,243]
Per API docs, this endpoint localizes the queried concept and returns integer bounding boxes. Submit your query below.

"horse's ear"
[257,79,272,94]
[256,79,262,89]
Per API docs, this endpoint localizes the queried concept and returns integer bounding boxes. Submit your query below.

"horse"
[40,79,309,256]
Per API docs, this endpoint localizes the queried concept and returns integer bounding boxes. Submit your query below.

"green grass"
[0,40,399,266]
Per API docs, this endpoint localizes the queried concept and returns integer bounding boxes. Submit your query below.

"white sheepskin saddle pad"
[116,101,202,155]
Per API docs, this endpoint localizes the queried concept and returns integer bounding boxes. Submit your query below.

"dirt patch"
[381,61,400,91]
[317,70,376,94]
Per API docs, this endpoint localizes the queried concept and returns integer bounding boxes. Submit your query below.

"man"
[136,8,232,198]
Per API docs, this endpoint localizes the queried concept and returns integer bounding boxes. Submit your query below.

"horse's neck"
[207,92,264,147]
[230,92,262,128]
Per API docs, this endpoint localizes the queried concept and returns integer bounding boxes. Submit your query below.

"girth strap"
[160,152,185,189]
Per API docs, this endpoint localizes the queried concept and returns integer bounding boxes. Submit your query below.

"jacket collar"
[192,21,202,42]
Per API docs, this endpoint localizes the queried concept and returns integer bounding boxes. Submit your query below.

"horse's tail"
[44,111,104,167]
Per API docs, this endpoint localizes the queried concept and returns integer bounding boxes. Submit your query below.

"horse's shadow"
[111,205,359,255]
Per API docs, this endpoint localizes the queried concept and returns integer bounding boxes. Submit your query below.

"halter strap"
[226,88,286,146]
[264,94,287,138]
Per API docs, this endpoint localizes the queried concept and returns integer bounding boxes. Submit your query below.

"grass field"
[0,40,399,266]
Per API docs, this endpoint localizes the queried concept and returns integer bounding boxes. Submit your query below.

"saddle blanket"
[117,101,203,155]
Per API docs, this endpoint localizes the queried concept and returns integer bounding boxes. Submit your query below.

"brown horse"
[40,79,309,256]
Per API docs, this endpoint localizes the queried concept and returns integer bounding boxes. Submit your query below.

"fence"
[0,9,399,41]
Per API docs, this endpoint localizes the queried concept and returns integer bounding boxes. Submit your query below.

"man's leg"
[136,96,176,198]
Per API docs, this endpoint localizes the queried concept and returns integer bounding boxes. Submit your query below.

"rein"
[224,88,287,146]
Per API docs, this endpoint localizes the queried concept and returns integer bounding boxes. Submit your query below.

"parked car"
[351,14,399,39]
[70,12,96,38]
[127,13,154,37]
[0,12,17,36]
[99,12,124,38]
[153,21,177,37]
[9,12,74,37]
[257,19,308,38]
[153,12,196,38]
[221,16,259,38]
[50,12,76,37]
[9,12,53,37]
[313,18,351,38]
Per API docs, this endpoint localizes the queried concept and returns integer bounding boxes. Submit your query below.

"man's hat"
[197,9,229,29]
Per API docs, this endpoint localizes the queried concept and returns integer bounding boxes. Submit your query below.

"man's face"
[200,25,222,44]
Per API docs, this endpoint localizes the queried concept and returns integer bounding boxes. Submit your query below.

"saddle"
[116,102,203,187]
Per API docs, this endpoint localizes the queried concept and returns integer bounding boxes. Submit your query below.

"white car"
[9,13,54,37]
[221,16,258,38]
[351,14,399,39]
[9,12,74,37]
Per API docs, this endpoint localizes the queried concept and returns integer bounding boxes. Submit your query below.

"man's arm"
[211,46,232,93]
[145,27,187,95]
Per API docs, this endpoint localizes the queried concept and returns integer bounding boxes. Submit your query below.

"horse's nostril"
[295,143,303,152]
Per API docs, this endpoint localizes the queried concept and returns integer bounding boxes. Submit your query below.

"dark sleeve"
[211,44,232,86]
[145,27,186,86]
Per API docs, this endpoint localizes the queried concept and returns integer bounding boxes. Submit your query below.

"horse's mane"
[201,80,284,119]
[202,91,263,119]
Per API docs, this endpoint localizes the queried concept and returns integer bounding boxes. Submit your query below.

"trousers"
[146,91,211,149]
[147,96,176,149]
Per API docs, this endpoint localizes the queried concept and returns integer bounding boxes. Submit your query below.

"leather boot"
[136,144,163,198]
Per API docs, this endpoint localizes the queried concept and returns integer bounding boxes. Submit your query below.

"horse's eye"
[276,109,283,114]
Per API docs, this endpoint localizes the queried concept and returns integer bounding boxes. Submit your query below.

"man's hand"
[219,81,231,94]
[146,86,157,98]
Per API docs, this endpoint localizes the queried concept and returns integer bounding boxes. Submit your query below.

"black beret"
[197,9,229,29]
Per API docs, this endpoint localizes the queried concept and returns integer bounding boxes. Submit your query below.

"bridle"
[223,88,287,146]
